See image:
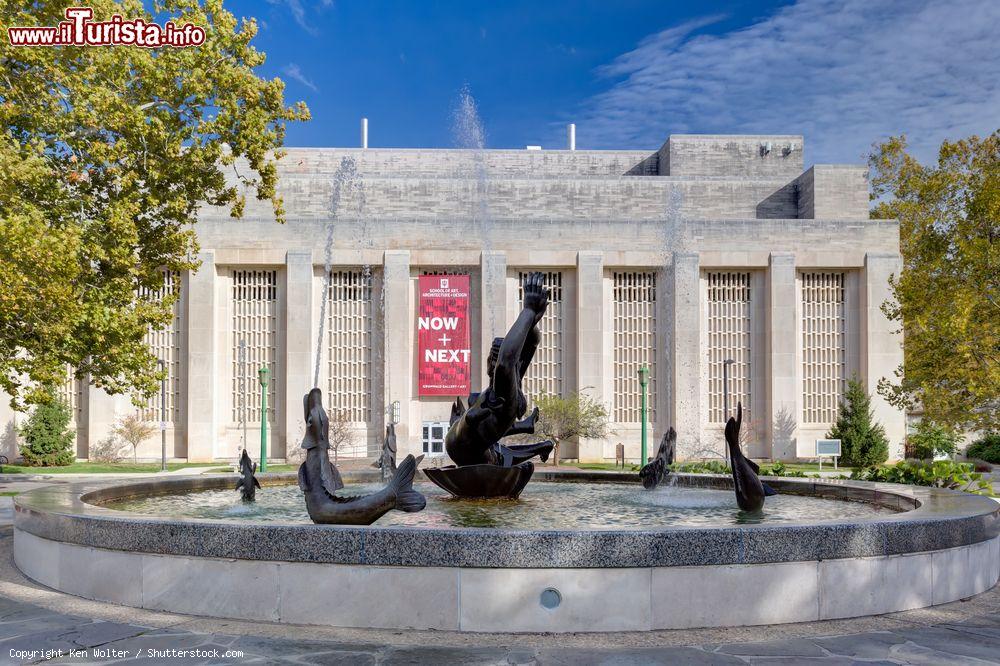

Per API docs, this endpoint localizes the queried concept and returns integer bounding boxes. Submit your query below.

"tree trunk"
[552,438,560,466]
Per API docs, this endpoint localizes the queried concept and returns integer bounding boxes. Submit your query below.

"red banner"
[418,274,471,396]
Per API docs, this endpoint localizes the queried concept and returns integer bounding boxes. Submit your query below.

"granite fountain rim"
[13,469,1000,568]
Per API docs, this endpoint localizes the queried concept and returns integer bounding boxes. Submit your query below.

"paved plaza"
[0,520,999,664]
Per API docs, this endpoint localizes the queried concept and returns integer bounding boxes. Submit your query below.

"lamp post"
[638,365,649,465]
[258,366,269,472]
[158,359,166,472]
[723,358,735,466]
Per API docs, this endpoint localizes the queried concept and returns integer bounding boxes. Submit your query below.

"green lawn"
[0,491,20,496]
[574,462,640,472]
[0,462,226,474]
[260,464,297,473]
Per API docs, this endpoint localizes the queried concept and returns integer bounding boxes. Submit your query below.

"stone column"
[766,252,798,460]
[85,384,121,458]
[383,251,414,457]
[0,391,18,461]
[576,251,604,461]
[283,251,313,460]
[480,251,507,363]
[862,252,906,459]
[185,251,217,461]
[670,252,702,459]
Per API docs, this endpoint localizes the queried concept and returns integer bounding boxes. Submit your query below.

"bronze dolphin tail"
[299,452,427,525]
[726,402,766,512]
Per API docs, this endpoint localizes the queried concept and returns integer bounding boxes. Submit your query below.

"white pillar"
[283,251,313,460]
[670,252,703,459]
[383,251,415,456]
[567,123,576,151]
[185,251,218,461]
[576,251,604,461]
[0,392,18,461]
[361,117,368,149]
[766,252,798,460]
[862,252,906,460]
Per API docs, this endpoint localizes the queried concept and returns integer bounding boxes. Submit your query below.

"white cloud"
[282,63,318,92]
[575,0,1000,164]
[267,0,318,35]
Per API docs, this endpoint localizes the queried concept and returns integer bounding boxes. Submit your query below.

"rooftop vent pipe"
[567,123,576,151]
[361,117,368,149]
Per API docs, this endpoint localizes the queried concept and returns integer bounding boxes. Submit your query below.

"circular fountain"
[13,470,999,633]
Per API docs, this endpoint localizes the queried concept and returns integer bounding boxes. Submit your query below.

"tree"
[0,1,308,409]
[530,392,612,466]
[112,413,157,464]
[905,419,959,460]
[869,133,999,432]
[18,392,75,466]
[828,378,889,468]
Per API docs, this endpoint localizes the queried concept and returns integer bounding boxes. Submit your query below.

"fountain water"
[450,87,497,340]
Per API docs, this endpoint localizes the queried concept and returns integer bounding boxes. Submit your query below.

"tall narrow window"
[59,364,82,426]
[138,270,182,423]
[613,271,656,423]
[517,271,563,399]
[232,270,278,423]
[706,272,752,423]
[325,268,375,423]
[801,272,846,424]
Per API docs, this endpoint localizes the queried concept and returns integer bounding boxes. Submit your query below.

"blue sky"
[244,0,1000,164]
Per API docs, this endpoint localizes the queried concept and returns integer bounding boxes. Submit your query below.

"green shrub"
[967,433,1000,464]
[851,460,992,495]
[18,394,75,467]
[828,378,889,467]
[758,461,807,477]
[906,420,960,460]
[670,460,730,474]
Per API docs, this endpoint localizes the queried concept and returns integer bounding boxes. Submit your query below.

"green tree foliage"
[531,392,612,466]
[828,378,890,468]
[906,419,959,460]
[869,133,999,432]
[0,1,308,408]
[967,433,1000,464]
[18,393,75,466]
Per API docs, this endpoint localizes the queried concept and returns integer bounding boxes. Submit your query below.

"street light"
[158,359,166,472]
[638,365,649,465]
[258,366,269,473]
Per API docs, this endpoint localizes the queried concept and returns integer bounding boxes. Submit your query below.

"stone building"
[0,134,905,463]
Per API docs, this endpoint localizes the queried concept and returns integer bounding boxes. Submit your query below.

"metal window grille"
[138,270,182,422]
[706,272,752,424]
[517,271,563,399]
[325,269,374,425]
[613,271,657,423]
[231,270,277,422]
[801,272,846,424]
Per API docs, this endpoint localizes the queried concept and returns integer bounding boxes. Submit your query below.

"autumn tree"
[530,392,612,466]
[869,133,998,433]
[0,0,308,409]
[112,413,157,464]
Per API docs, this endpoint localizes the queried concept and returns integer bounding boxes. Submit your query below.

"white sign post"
[816,439,842,472]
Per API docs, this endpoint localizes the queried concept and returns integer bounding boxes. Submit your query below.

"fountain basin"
[13,471,1000,633]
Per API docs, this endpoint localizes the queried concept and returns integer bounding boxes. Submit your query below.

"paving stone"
[716,638,826,656]
[890,628,1000,663]
[382,646,515,665]
[810,632,906,660]
[536,647,744,665]
[299,650,379,665]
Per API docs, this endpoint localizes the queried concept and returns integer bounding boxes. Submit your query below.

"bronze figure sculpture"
[235,449,261,502]
[725,402,776,512]
[298,388,426,524]
[424,272,554,498]
[639,427,676,490]
[372,423,397,482]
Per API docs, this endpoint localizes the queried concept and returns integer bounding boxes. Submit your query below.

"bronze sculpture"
[424,272,554,498]
[235,449,261,502]
[298,388,426,524]
[639,427,676,490]
[725,402,776,512]
[372,423,397,481]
